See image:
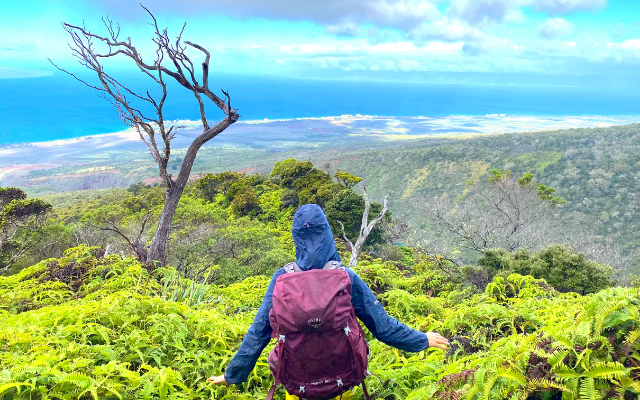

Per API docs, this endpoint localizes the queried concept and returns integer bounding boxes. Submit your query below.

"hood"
[292,204,341,271]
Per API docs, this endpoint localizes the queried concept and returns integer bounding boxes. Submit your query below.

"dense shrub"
[231,188,262,217]
[478,244,615,295]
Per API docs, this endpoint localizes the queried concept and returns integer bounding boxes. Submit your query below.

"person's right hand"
[208,375,226,384]
[426,332,449,349]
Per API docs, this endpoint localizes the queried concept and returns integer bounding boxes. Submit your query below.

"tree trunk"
[147,186,183,264]
[146,118,235,265]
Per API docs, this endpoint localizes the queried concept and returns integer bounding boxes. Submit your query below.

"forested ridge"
[2,157,640,399]
[328,124,640,272]
[16,124,640,271]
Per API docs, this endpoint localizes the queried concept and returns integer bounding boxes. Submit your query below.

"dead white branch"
[340,186,389,268]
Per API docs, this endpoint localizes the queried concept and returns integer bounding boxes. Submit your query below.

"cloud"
[449,0,605,27]
[605,39,640,62]
[0,67,52,79]
[409,17,485,43]
[459,36,518,56]
[325,23,364,37]
[279,44,362,56]
[278,40,463,60]
[449,0,516,25]
[92,0,441,32]
[0,44,36,52]
[461,42,485,55]
[610,39,640,50]
[531,0,607,15]
[538,18,575,39]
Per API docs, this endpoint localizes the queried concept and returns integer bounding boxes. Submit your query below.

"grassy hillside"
[325,124,640,271]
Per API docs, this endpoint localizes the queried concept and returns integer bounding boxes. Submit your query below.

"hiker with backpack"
[209,204,449,399]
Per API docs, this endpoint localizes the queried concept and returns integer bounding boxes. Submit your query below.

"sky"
[1,0,640,85]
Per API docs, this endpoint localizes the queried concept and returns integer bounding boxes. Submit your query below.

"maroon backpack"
[265,261,371,400]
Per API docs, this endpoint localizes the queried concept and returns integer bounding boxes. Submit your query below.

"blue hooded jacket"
[223,204,429,384]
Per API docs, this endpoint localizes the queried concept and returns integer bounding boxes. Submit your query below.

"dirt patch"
[29,169,121,182]
[237,166,257,174]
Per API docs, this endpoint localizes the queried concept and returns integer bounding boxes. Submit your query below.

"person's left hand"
[208,375,226,384]
[426,332,450,350]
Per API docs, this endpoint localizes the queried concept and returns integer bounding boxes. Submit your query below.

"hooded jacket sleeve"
[224,268,285,384]
[346,268,429,352]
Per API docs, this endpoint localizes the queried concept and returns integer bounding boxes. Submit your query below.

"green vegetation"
[1,158,639,399]
[330,124,640,275]
[13,124,640,274]
[0,187,52,272]
[478,245,614,295]
[1,246,638,399]
[2,159,386,284]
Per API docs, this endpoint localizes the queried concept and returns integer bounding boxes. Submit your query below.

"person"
[209,204,449,398]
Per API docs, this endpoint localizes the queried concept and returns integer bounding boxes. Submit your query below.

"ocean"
[2,73,640,144]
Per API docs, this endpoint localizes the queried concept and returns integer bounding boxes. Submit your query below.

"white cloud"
[94,0,441,32]
[608,39,640,50]
[35,0,631,78]
[277,40,463,60]
[410,17,485,43]
[0,67,53,79]
[279,44,360,55]
[368,41,418,53]
[419,41,465,53]
[538,18,576,39]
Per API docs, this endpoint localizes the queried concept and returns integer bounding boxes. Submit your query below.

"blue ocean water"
[2,73,640,144]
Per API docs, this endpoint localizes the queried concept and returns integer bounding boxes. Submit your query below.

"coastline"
[1,114,639,195]
[1,114,639,149]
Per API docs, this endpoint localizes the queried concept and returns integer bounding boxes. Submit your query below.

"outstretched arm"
[209,269,285,384]
[346,268,449,351]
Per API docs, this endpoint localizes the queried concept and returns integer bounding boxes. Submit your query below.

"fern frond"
[579,377,596,400]
[584,362,628,380]
[495,368,527,387]
[0,382,34,395]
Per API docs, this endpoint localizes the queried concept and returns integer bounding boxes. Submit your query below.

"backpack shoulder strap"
[322,260,345,270]
[283,262,302,273]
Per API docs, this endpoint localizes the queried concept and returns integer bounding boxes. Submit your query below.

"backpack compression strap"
[283,260,344,273]
[265,336,286,400]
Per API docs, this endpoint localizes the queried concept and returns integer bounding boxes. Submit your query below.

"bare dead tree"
[50,6,240,266]
[563,230,639,284]
[339,187,389,268]
[419,173,558,257]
